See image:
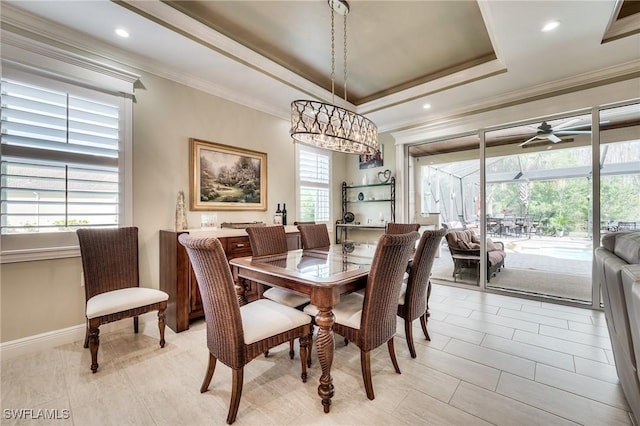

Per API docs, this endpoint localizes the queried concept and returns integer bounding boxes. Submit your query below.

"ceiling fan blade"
[519,135,538,146]
[553,118,581,131]
[554,130,592,135]
[547,134,562,143]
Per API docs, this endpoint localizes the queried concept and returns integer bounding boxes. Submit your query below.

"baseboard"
[0,312,157,360]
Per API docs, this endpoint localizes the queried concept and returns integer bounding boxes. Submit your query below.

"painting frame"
[189,138,267,211]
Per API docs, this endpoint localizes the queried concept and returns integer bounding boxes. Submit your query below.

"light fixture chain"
[330,6,336,105]
[343,12,348,102]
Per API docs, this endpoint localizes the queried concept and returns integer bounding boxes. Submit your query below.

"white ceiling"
[2,0,639,138]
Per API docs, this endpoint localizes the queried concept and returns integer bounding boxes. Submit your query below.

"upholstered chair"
[385,222,420,234]
[304,231,419,400]
[178,234,310,424]
[76,227,168,373]
[246,225,310,358]
[397,229,446,357]
[297,223,331,250]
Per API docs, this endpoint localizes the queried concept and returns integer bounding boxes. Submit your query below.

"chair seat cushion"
[263,287,310,308]
[303,293,364,329]
[240,299,311,344]
[86,287,168,319]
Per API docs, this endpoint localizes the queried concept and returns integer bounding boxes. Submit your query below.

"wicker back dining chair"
[397,228,446,358]
[246,225,310,358]
[385,223,420,234]
[297,223,331,250]
[178,234,310,424]
[76,227,168,373]
[304,231,419,400]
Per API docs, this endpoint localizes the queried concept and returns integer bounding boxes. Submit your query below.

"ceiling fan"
[520,119,591,146]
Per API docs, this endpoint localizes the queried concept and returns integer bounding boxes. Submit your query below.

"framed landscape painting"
[189,138,267,211]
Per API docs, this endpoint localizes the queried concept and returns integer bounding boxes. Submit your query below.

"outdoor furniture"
[178,234,311,424]
[445,230,506,283]
[618,221,637,230]
[76,227,168,373]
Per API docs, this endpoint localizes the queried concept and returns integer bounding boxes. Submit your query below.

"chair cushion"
[240,299,311,344]
[86,287,168,319]
[486,238,499,251]
[488,250,505,266]
[397,272,410,305]
[263,287,310,308]
[303,293,364,329]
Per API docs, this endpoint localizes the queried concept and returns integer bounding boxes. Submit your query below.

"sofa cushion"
[487,250,505,266]
[612,232,640,264]
[486,238,499,252]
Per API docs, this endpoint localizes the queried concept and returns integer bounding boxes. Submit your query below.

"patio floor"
[430,236,593,302]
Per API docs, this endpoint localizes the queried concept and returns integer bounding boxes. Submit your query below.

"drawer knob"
[236,243,245,248]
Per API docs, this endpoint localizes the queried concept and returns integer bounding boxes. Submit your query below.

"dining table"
[229,244,376,413]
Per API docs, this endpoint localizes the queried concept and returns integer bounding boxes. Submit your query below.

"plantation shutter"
[1,78,121,234]
[297,146,330,223]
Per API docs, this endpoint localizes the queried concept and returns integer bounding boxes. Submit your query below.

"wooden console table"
[159,227,301,332]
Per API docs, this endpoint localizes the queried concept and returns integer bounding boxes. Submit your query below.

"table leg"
[315,306,335,413]
[232,266,248,306]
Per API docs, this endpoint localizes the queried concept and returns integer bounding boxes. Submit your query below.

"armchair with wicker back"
[76,227,168,373]
[397,229,446,357]
[297,223,331,250]
[304,231,419,400]
[179,234,310,424]
[246,225,310,359]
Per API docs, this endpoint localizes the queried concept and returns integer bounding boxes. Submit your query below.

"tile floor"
[1,284,635,425]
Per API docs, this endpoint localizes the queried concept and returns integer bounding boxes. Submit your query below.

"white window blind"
[1,78,121,234]
[297,145,330,223]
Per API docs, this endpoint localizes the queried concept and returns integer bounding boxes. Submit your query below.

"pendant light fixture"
[290,0,378,155]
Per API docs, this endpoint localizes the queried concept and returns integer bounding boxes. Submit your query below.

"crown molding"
[385,60,640,137]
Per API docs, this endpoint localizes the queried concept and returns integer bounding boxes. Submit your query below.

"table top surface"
[230,245,376,285]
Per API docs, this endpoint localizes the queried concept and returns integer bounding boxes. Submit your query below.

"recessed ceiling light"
[422,103,432,110]
[115,28,130,38]
[541,21,560,32]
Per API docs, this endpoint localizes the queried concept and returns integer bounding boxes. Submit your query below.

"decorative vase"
[175,191,188,231]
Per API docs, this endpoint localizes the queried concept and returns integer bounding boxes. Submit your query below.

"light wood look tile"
[497,373,632,425]
[1,283,634,425]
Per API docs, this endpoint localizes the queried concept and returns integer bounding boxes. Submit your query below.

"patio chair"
[618,221,637,231]
[444,229,506,283]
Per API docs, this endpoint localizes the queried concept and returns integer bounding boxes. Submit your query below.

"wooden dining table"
[229,244,375,413]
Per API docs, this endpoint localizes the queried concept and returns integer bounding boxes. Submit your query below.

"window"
[296,145,331,223]
[1,66,133,262]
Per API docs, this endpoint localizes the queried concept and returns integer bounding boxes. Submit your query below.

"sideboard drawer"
[226,236,252,258]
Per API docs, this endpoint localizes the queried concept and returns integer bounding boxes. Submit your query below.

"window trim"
[0,40,136,264]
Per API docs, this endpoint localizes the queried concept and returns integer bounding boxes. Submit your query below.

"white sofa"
[595,231,640,421]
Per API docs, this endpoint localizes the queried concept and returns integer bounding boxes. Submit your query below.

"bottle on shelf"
[282,203,287,225]
[274,203,282,224]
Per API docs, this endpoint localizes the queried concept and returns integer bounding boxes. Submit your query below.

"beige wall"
[0,71,325,343]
